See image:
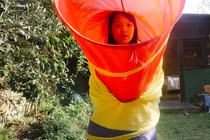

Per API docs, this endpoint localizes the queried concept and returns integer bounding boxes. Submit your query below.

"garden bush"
[0,0,91,139]
[40,99,93,140]
[0,129,16,140]
[0,0,88,102]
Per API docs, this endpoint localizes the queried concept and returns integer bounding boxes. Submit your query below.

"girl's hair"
[108,11,138,44]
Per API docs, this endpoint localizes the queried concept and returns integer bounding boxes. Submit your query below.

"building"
[163,14,210,102]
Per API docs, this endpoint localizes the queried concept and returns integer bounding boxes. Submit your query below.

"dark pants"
[88,120,156,140]
[130,127,156,140]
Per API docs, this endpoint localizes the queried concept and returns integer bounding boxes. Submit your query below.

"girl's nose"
[121,25,127,33]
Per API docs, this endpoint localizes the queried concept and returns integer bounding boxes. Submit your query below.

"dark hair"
[108,11,138,44]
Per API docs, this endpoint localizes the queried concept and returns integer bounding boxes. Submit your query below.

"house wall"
[183,68,210,102]
[164,14,210,102]
[171,14,210,39]
[163,40,179,76]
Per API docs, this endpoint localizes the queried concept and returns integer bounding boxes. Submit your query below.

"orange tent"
[53,0,185,102]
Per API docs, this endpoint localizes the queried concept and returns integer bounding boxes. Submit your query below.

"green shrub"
[0,128,17,140]
[0,0,91,138]
[41,99,93,140]
[0,0,88,102]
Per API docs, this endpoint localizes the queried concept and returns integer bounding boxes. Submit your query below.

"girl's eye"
[127,23,133,27]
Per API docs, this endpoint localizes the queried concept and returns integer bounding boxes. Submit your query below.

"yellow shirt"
[87,62,164,140]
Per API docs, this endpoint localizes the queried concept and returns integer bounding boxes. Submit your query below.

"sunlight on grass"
[157,112,210,140]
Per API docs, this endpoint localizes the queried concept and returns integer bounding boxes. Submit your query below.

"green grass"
[157,112,210,140]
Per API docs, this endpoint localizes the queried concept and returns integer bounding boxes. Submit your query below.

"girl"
[108,11,138,44]
[88,11,162,140]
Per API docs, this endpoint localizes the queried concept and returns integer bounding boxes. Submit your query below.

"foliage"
[197,0,210,14]
[0,0,88,102]
[0,128,17,140]
[40,99,93,140]
[0,0,91,139]
[0,89,26,124]
[0,97,93,140]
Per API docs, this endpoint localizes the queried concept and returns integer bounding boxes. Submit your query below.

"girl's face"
[111,13,135,44]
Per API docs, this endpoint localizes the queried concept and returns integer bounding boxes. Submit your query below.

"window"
[183,40,203,69]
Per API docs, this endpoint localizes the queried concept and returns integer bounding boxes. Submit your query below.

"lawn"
[157,112,210,140]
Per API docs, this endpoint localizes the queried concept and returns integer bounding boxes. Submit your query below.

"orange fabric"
[53,0,185,102]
